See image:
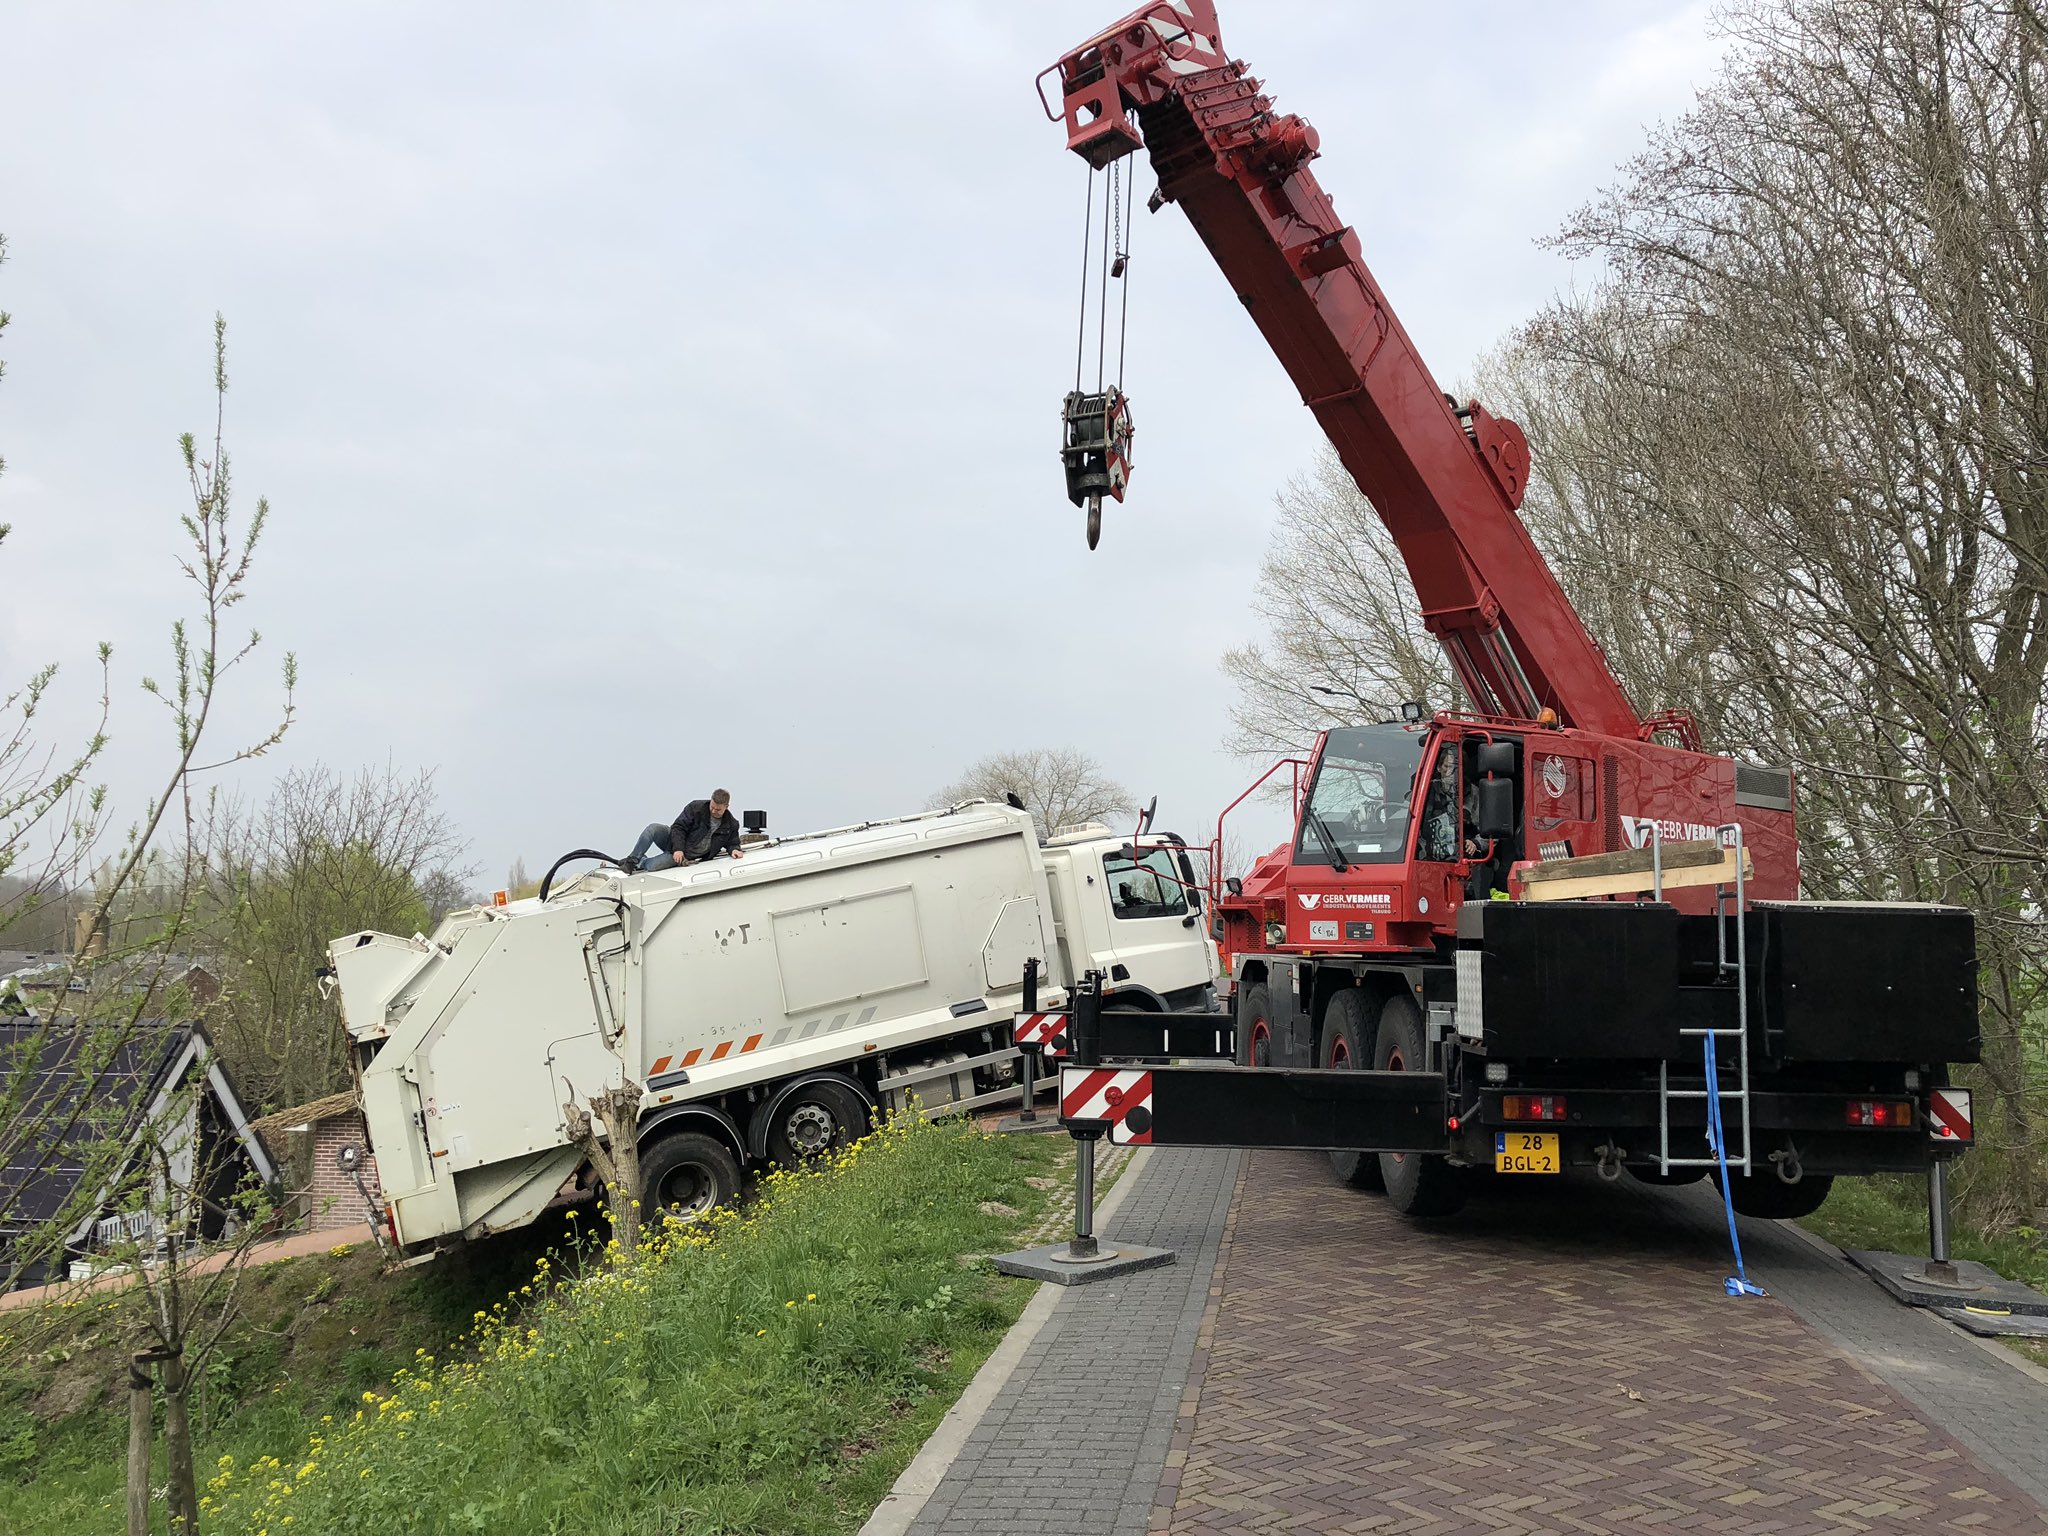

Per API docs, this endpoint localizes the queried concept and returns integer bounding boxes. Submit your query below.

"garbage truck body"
[330,802,1215,1248]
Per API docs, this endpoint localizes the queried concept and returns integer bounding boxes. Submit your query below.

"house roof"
[246,1089,362,1162]
[0,1017,275,1252]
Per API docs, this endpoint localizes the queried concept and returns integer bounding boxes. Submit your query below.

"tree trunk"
[564,1083,645,1255]
[160,1350,198,1535]
[601,1086,643,1254]
[127,1355,154,1536]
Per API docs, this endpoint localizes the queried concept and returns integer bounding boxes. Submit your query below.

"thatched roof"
[247,1090,362,1161]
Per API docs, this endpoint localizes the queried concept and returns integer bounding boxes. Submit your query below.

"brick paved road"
[1165,1152,2048,1535]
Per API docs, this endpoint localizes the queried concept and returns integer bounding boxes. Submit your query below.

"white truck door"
[1096,843,1215,1000]
[981,896,1048,993]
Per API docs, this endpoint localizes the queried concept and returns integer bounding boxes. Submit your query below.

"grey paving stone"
[907,1146,1240,1536]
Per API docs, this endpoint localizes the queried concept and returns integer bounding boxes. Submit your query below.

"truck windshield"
[1295,725,1429,866]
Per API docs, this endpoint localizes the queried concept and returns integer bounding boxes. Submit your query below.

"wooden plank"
[1521,839,1725,884]
[1521,846,1752,902]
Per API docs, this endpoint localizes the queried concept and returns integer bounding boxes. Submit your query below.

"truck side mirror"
[1474,777,1516,841]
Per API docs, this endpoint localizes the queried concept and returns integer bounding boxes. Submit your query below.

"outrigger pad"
[1941,1307,2048,1339]
[1847,1248,2048,1317]
[990,1241,1175,1286]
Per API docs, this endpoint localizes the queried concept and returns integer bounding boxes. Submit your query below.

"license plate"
[1495,1131,1559,1174]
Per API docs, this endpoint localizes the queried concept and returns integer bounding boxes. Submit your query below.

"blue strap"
[1704,1030,1766,1298]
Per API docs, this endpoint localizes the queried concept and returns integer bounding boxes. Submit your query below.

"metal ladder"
[1657,822,1754,1176]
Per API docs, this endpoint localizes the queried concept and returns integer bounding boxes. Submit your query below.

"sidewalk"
[882,1148,2048,1535]
[0,1223,376,1314]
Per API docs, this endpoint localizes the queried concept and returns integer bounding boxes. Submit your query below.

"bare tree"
[0,317,295,1536]
[563,1082,644,1255]
[201,762,469,1111]
[0,227,115,960]
[1221,449,1460,762]
[1538,0,2048,1221]
[2,317,295,1294]
[106,1074,278,1536]
[930,749,1135,842]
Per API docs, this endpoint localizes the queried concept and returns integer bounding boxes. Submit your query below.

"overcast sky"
[1,1,1727,890]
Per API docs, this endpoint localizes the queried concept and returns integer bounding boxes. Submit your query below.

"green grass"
[5,1114,1063,1534]
[2,1222,570,1533]
[1801,1174,2048,1369]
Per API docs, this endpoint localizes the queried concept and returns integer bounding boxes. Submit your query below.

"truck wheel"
[1322,989,1384,1191]
[1375,997,1465,1218]
[1727,1171,1835,1220]
[638,1132,741,1222]
[1235,982,1274,1067]
[764,1077,870,1167]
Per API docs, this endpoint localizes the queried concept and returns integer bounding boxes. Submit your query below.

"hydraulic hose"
[538,848,637,903]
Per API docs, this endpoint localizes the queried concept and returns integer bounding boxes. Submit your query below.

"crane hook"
[1061,387,1133,551]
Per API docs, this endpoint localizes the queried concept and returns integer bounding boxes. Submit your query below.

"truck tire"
[764,1077,870,1167]
[639,1131,741,1222]
[1322,989,1384,1191]
[1727,1171,1835,1220]
[1235,982,1274,1067]
[1374,997,1466,1218]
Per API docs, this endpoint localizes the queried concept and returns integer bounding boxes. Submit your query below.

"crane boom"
[1043,1,1642,738]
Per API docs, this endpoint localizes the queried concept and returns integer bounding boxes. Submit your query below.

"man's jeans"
[625,822,678,872]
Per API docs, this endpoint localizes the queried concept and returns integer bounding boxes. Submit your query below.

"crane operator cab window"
[1295,725,1429,867]
[1416,745,1464,864]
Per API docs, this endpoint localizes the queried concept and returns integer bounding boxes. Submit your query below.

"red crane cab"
[1217,715,1799,973]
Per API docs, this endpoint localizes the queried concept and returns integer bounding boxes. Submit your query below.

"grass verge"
[6,1113,1064,1533]
[1801,1175,2048,1370]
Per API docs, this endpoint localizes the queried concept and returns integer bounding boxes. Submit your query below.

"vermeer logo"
[1299,892,1392,911]
[1620,814,1720,848]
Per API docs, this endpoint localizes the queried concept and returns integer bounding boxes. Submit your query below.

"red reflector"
[1448,1115,1461,1131]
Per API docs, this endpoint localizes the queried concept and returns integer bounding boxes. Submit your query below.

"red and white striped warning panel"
[1929,1086,1973,1144]
[1058,1066,1154,1145]
[1012,1012,1068,1056]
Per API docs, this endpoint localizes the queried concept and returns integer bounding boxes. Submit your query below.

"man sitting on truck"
[625,790,744,872]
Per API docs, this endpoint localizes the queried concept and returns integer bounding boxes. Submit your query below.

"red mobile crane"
[1036,1,1979,1221]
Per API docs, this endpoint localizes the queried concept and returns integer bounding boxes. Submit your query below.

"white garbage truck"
[328,801,1217,1249]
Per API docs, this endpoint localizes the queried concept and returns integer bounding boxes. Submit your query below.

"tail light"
[1846,1099,1914,1127]
[1502,1094,1566,1122]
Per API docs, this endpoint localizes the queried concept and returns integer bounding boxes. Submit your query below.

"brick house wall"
[249,1092,384,1234]
[304,1111,382,1232]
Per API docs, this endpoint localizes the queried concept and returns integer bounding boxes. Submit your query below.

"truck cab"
[1039,826,1219,1012]
[1220,719,1800,968]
